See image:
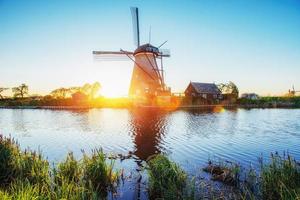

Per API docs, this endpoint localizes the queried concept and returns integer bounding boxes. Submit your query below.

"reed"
[0,135,119,200]
[1,135,300,199]
[82,149,119,197]
[260,152,300,200]
[55,152,82,184]
[147,154,188,199]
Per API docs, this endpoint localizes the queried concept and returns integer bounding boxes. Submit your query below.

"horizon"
[1,0,300,97]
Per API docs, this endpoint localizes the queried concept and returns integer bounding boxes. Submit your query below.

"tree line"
[0,82,101,100]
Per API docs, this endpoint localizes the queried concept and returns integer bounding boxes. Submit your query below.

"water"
[0,108,300,196]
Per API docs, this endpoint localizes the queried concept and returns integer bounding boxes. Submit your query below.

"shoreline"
[0,104,299,110]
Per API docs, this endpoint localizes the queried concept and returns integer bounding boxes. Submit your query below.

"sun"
[100,82,129,98]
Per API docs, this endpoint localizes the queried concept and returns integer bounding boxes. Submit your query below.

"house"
[241,93,259,100]
[184,82,222,105]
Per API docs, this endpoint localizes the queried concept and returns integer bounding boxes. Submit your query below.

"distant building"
[241,93,259,100]
[184,82,222,105]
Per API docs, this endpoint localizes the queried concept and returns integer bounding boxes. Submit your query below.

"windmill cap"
[134,43,159,55]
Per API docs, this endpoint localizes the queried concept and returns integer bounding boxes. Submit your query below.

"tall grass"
[147,154,188,199]
[260,153,300,200]
[1,135,300,199]
[82,149,119,197]
[0,135,119,200]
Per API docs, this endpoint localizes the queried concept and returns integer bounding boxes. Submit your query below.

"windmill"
[288,85,300,96]
[93,7,171,104]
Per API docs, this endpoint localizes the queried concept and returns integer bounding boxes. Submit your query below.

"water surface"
[0,108,299,171]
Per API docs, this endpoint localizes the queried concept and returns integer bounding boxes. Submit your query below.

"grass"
[203,154,300,200]
[1,135,300,199]
[146,154,189,199]
[260,152,300,200]
[0,135,119,200]
[82,149,119,196]
[238,96,300,108]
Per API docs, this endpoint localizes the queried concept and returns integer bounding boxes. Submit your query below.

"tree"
[79,82,101,99]
[90,82,101,99]
[12,84,28,98]
[50,88,70,99]
[217,81,239,98]
[0,87,9,99]
[228,81,239,98]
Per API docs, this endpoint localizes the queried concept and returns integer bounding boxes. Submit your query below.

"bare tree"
[0,87,9,99]
[12,84,28,98]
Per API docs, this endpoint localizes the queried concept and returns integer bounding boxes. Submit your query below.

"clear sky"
[1,0,300,97]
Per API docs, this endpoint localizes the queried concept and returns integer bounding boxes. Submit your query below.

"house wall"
[184,84,220,105]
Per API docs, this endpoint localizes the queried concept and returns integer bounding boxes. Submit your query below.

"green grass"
[238,96,300,108]
[1,135,300,199]
[82,149,119,197]
[260,153,300,200]
[146,154,188,199]
[0,135,119,200]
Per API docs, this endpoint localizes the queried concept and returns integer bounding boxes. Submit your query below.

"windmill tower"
[93,7,171,103]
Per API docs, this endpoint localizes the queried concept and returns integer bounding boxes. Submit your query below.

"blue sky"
[1,0,300,96]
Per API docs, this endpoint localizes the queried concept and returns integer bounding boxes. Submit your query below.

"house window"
[213,94,217,99]
[202,94,207,98]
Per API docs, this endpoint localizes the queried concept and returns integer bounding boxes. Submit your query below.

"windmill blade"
[130,7,140,47]
[158,49,171,57]
[93,51,134,61]
[158,40,168,48]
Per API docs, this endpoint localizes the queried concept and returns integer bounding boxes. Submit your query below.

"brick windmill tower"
[93,7,171,104]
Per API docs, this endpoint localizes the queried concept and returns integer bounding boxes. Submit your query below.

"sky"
[1,0,300,97]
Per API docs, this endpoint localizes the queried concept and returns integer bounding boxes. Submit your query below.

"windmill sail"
[93,51,133,61]
[131,7,140,47]
[158,49,171,58]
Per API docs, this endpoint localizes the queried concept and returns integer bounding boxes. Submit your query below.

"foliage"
[82,149,118,196]
[14,150,50,186]
[0,135,119,200]
[260,153,300,200]
[0,136,19,187]
[239,96,300,108]
[147,154,187,199]
[55,152,82,184]
[218,81,239,98]
[0,88,9,99]
[12,84,28,98]
[1,135,300,199]
[50,87,70,99]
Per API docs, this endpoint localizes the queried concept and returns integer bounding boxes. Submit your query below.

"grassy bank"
[0,97,132,109]
[0,136,119,199]
[238,96,300,108]
[0,136,300,199]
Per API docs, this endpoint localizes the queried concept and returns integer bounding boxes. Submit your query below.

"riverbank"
[0,135,299,199]
[1,95,300,110]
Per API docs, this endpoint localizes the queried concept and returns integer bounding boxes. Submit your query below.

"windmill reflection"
[129,108,168,161]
